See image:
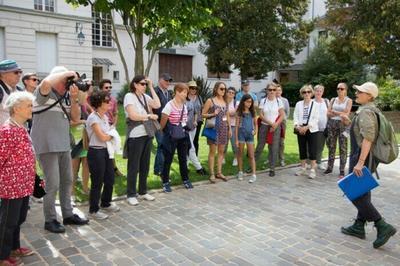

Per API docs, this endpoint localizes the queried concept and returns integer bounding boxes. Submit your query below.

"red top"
[0,124,36,199]
[105,96,118,125]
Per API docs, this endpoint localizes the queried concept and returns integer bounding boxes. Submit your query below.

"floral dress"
[214,102,229,145]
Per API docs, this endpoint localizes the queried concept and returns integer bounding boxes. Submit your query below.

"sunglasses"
[104,86,112,89]
[337,87,346,91]
[138,82,147,86]
[14,70,23,75]
[268,89,276,92]
[219,87,226,91]
[29,78,38,82]
[302,90,312,94]
[189,87,197,90]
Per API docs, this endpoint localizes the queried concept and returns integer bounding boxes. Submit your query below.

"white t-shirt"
[124,92,152,138]
[315,99,328,131]
[162,101,187,127]
[259,97,283,125]
[86,112,111,148]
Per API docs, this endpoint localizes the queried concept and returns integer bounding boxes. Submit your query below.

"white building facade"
[0,0,327,95]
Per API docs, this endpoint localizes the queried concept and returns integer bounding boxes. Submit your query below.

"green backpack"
[370,109,399,164]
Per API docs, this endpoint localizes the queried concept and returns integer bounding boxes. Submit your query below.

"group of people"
[0,58,397,265]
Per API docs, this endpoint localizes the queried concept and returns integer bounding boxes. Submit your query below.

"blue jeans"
[154,131,164,174]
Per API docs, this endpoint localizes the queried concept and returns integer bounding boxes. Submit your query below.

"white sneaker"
[237,171,244,181]
[317,163,326,170]
[139,193,155,201]
[101,202,120,212]
[127,197,139,206]
[295,167,307,176]
[89,210,108,220]
[280,160,286,167]
[249,175,257,183]
[309,169,316,179]
[232,158,238,166]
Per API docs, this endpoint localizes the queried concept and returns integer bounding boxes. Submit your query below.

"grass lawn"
[71,105,400,201]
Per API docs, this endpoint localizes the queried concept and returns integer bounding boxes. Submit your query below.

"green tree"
[301,40,364,98]
[200,0,313,79]
[325,0,400,78]
[66,0,218,81]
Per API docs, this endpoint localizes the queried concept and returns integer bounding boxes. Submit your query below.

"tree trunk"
[110,15,130,85]
[134,34,144,76]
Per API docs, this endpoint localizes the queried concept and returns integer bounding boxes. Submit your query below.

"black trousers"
[0,196,29,260]
[297,131,317,160]
[162,137,189,183]
[127,136,153,197]
[348,152,382,222]
[193,121,203,156]
[87,148,115,213]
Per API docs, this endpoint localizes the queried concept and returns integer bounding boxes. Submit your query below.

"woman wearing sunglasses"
[325,82,353,179]
[293,85,320,179]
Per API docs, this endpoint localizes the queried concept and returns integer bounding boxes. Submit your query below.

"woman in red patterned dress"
[0,91,36,266]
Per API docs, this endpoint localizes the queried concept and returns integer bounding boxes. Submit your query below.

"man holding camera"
[31,66,89,233]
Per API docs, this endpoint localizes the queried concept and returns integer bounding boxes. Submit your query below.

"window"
[113,71,119,82]
[0,28,4,61]
[34,0,55,12]
[36,32,57,74]
[159,53,193,83]
[207,71,230,79]
[92,9,112,47]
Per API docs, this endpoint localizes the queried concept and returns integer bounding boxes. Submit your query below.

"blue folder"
[337,167,379,201]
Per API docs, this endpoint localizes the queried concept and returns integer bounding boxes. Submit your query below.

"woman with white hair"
[0,91,36,265]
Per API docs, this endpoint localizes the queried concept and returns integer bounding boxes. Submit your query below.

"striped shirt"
[162,100,187,126]
[302,105,310,124]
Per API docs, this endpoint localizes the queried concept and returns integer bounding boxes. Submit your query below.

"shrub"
[281,82,303,107]
[117,83,129,104]
[376,78,400,111]
[193,76,213,103]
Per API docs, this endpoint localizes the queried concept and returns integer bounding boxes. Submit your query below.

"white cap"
[353,82,379,99]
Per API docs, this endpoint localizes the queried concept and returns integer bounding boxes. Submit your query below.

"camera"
[65,73,90,92]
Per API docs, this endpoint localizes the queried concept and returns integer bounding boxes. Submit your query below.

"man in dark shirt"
[152,73,173,176]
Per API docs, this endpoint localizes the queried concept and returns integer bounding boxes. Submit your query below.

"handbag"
[202,127,216,141]
[33,174,46,199]
[205,117,215,128]
[169,106,186,140]
[135,93,161,137]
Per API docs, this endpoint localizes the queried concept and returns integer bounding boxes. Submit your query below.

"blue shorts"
[238,128,254,144]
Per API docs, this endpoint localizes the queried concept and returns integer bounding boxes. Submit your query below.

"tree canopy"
[66,0,218,79]
[200,0,313,79]
[325,0,400,78]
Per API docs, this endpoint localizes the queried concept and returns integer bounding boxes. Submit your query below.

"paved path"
[21,158,400,265]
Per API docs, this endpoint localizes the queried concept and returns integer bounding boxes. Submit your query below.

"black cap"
[160,73,173,82]
[241,80,249,85]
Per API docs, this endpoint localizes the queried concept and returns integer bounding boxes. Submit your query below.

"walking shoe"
[280,160,286,167]
[63,214,89,225]
[196,168,208,176]
[323,169,332,174]
[216,173,228,182]
[269,170,275,177]
[237,171,244,181]
[44,220,65,233]
[127,197,139,206]
[89,211,108,220]
[183,180,194,189]
[232,158,238,166]
[162,182,172,193]
[295,167,307,176]
[317,163,326,170]
[249,175,257,183]
[10,247,34,257]
[139,194,155,201]
[373,219,397,249]
[101,202,120,212]
[341,219,366,239]
[309,169,316,179]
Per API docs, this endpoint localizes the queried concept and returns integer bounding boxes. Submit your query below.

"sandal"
[216,173,228,182]
[209,174,216,184]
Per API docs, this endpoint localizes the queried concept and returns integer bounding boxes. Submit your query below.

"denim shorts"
[238,128,254,144]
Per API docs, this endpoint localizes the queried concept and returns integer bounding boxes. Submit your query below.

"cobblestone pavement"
[21,158,400,266]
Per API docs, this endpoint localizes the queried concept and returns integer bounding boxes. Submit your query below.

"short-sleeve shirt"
[30,89,71,154]
[86,112,111,148]
[162,100,187,127]
[259,97,283,125]
[235,91,258,104]
[105,96,118,125]
[227,100,236,127]
[124,92,153,138]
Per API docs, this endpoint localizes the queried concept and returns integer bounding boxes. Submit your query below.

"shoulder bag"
[169,105,187,140]
[135,93,161,137]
